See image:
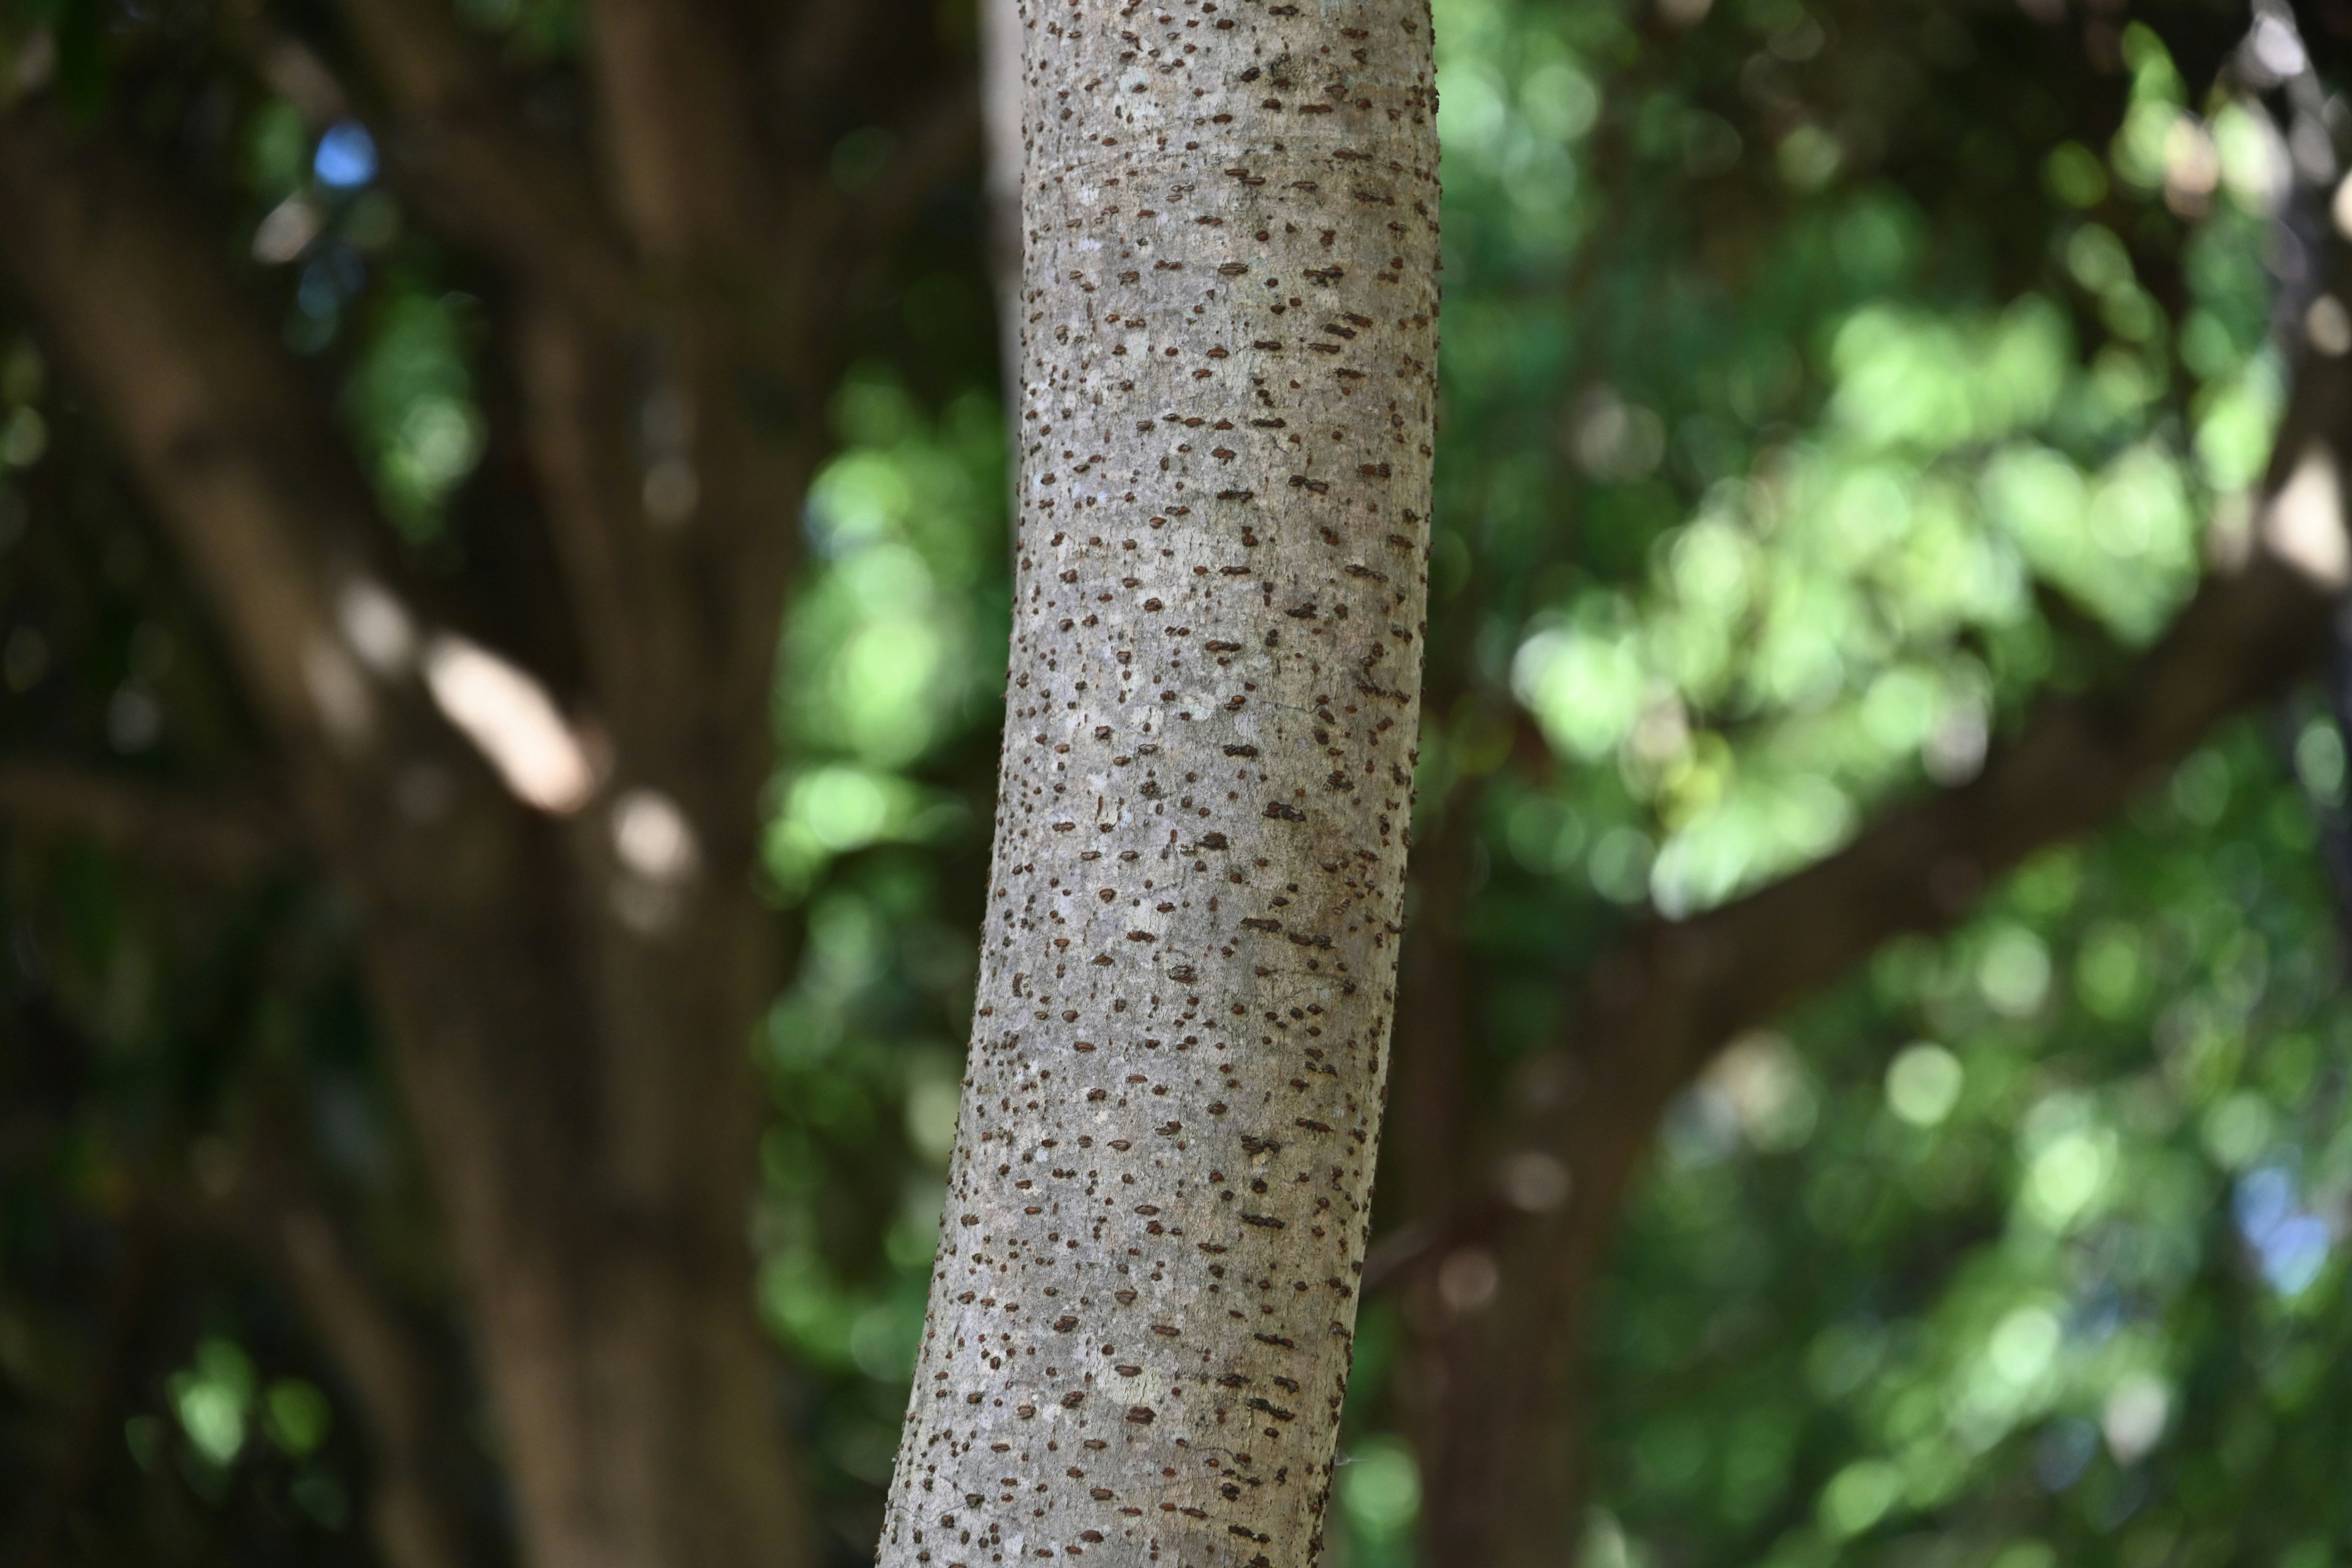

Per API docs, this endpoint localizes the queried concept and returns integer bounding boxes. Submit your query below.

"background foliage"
[2,0,2348,1565]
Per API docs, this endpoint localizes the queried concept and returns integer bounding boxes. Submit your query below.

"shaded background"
[4,0,2352,1566]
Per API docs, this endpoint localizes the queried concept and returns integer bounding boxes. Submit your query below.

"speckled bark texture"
[876,4,1439,1567]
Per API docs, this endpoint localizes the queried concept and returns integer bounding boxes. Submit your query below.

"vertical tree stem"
[878,2,1440,1564]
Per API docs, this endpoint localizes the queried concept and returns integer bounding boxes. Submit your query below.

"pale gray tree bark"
[878,2,1439,1564]
[980,0,1028,405]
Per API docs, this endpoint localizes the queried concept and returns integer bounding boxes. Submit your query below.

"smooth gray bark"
[878,2,1439,1565]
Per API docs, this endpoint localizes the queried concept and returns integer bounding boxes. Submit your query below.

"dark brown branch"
[1583,334,2352,1125]
[152,1113,474,1568]
[508,294,682,746]
[774,0,878,126]
[0,760,292,878]
[329,0,635,320]
[584,0,778,271]
[251,1199,471,1568]
[514,1,837,794]
[20,1224,158,1568]
[0,107,371,769]
[1638,569,2323,1083]
[843,80,984,265]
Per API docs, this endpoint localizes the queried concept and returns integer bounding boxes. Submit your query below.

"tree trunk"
[367,873,805,1568]
[876,3,1439,1564]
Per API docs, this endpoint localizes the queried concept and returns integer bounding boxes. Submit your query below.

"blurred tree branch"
[0,760,292,878]
[325,0,635,322]
[0,100,500,848]
[208,1137,473,1568]
[583,0,778,274]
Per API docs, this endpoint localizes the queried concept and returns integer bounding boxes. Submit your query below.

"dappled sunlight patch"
[1512,601,1646,762]
[761,764,963,895]
[1816,1455,1901,1540]
[2017,1097,2121,1233]
[766,367,1005,903]
[780,372,1006,780]
[1983,442,2200,641]
[1499,276,2218,914]
[1481,33,2277,940]
[1887,1042,1964,1128]
[1648,769,1853,916]
[1827,299,2070,452]
[420,633,595,813]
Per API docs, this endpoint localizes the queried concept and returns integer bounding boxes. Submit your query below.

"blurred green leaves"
[350,290,484,543]
[1340,1438,1425,1568]
[753,363,1008,1507]
[767,369,1005,894]
[1598,718,2352,1567]
[170,1338,254,1469]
